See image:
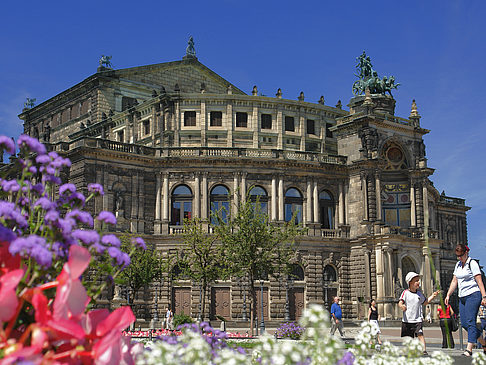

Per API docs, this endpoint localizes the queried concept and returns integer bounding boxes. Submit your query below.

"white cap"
[405,272,420,285]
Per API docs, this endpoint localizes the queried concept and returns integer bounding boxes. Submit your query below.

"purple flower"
[72,229,99,245]
[44,210,60,223]
[66,209,94,227]
[9,235,52,268]
[17,135,46,155]
[0,202,28,227]
[59,183,76,195]
[118,252,130,267]
[97,211,116,225]
[101,234,120,247]
[35,154,51,165]
[54,217,75,233]
[132,237,146,250]
[68,192,85,207]
[34,197,56,211]
[0,224,15,242]
[1,180,20,193]
[42,174,61,185]
[32,183,44,195]
[50,156,71,169]
[337,351,355,365]
[91,242,106,254]
[107,246,122,260]
[0,136,15,155]
[88,183,104,196]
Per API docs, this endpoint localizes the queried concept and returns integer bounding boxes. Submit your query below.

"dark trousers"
[439,318,455,348]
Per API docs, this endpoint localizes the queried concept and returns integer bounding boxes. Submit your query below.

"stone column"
[422,246,431,295]
[384,248,394,318]
[162,173,169,234]
[151,106,157,147]
[194,173,200,218]
[375,173,382,221]
[278,176,284,222]
[313,180,319,224]
[233,173,239,216]
[375,246,385,317]
[137,173,144,232]
[200,100,206,146]
[362,173,369,221]
[130,173,138,232]
[364,249,371,300]
[241,172,247,203]
[338,182,344,225]
[410,183,416,227]
[271,176,277,221]
[103,169,109,212]
[202,173,208,220]
[306,180,312,224]
[423,183,429,228]
[154,172,162,234]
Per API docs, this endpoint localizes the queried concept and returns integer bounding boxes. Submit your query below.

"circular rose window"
[387,147,403,163]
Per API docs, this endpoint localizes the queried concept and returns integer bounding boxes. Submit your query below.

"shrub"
[275,321,305,340]
[173,312,194,329]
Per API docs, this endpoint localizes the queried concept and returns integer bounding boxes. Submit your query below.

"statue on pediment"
[352,51,399,96]
[99,55,113,69]
[186,36,196,58]
[23,98,36,109]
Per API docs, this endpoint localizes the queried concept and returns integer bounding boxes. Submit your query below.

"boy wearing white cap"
[398,272,440,355]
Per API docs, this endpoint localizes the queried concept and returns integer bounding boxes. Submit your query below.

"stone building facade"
[18,51,469,326]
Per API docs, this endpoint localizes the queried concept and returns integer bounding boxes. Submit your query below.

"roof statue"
[99,55,113,69]
[186,36,196,58]
[23,98,36,109]
[352,51,399,97]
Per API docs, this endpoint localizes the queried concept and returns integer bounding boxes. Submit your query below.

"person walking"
[445,243,486,357]
[398,272,439,356]
[480,304,486,343]
[330,296,345,337]
[437,304,455,348]
[368,299,382,345]
[165,307,173,331]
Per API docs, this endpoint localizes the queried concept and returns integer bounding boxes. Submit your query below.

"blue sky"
[1,1,485,264]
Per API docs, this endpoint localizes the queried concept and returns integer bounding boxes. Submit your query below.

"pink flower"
[0,269,24,322]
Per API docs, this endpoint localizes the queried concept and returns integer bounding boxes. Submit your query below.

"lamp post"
[260,279,265,335]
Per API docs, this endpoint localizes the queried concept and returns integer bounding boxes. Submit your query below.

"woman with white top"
[445,243,486,357]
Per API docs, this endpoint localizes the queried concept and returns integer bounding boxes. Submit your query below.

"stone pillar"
[200,101,206,146]
[422,246,431,295]
[137,173,144,232]
[202,173,208,220]
[375,173,382,221]
[103,168,109,212]
[154,172,162,234]
[241,172,247,203]
[233,173,239,216]
[423,183,429,228]
[271,176,277,221]
[278,176,284,222]
[162,173,169,233]
[194,173,200,218]
[362,173,369,221]
[410,183,416,227]
[375,246,385,317]
[313,180,319,224]
[384,248,394,319]
[130,173,138,232]
[364,249,371,300]
[151,106,157,147]
[338,182,344,225]
[306,180,312,224]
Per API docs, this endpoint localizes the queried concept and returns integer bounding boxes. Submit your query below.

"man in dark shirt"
[330,296,345,337]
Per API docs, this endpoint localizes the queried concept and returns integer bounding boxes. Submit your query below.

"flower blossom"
[88,183,104,196]
[17,134,46,155]
[132,237,146,250]
[0,135,15,155]
[97,211,117,225]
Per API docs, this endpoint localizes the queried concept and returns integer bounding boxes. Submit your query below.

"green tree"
[213,193,305,336]
[175,217,227,321]
[115,236,165,306]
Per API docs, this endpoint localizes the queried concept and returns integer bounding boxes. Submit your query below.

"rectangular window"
[326,123,333,138]
[184,111,196,126]
[210,111,223,127]
[143,119,150,135]
[307,119,315,135]
[236,112,248,128]
[285,116,295,132]
[261,114,272,129]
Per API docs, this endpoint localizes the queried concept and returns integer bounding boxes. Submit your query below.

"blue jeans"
[459,291,482,343]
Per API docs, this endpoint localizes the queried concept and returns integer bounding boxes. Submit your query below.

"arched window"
[249,186,268,215]
[401,257,416,288]
[171,185,193,226]
[323,265,337,283]
[288,264,305,281]
[319,190,335,229]
[210,185,230,224]
[284,188,303,224]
